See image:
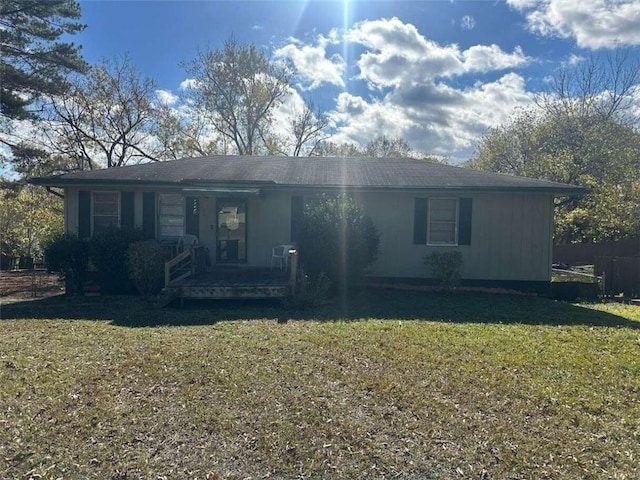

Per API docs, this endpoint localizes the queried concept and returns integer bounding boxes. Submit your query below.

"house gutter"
[29,177,587,197]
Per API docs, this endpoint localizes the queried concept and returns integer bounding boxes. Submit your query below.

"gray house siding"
[63,187,554,283]
[352,191,553,282]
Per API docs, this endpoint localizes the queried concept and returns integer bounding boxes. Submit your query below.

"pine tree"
[0,0,87,120]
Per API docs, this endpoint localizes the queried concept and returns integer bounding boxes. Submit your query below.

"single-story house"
[31,156,583,293]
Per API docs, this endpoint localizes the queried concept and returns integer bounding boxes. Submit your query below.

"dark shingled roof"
[31,156,585,194]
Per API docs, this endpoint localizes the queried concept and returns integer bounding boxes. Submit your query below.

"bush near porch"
[1,290,639,479]
[297,194,379,292]
[45,228,146,295]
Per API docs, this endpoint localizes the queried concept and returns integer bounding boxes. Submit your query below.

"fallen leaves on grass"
[0,292,639,479]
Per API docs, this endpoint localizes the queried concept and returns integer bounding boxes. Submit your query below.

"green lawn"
[1,290,639,479]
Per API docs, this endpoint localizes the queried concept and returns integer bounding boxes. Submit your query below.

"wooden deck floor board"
[171,267,289,287]
[165,267,291,302]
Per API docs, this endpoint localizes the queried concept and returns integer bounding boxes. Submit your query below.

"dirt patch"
[0,271,64,304]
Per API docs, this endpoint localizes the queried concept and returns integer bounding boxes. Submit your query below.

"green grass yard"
[1,290,639,479]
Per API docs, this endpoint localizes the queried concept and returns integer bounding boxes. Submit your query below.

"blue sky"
[46,1,640,160]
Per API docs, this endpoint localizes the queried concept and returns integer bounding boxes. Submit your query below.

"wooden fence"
[594,256,640,297]
[554,238,640,265]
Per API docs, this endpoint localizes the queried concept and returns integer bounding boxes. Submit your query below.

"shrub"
[44,234,89,295]
[298,194,379,293]
[424,251,463,290]
[89,227,143,294]
[127,240,168,297]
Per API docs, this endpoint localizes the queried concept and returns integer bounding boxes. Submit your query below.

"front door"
[216,199,247,263]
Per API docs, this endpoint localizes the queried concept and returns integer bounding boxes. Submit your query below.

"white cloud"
[155,89,178,106]
[346,17,529,88]
[321,28,341,47]
[329,74,534,160]
[461,15,476,30]
[507,0,539,9]
[507,0,640,49]
[567,53,586,65]
[331,92,414,137]
[462,45,527,72]
[280,17,534,160]
[274,40,345,89]
[179,78,199,90]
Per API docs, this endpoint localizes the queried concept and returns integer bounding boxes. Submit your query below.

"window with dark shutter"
[414,197,473,246]
[428,198,458,245]
[92,191,120,234]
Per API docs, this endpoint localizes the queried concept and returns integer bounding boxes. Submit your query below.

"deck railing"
[164,245,207,287]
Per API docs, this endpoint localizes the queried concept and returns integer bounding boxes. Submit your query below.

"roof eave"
[29,176,587,196]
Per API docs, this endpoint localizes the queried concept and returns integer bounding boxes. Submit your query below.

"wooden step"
[157,287,180,308]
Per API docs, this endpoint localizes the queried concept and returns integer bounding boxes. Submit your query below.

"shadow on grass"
[1,288,638,329]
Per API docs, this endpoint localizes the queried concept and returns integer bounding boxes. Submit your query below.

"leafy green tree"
[469,52,640,244]
[0,184,63,260]
[184,37,292,155]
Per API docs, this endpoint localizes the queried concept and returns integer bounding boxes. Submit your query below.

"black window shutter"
[78,190,91,239]
[290,195,304,243]
[185,196,200,238]
[413,198,428,244]
[142,192,156,240]
[458,198,473,245]
[121,191,135,231]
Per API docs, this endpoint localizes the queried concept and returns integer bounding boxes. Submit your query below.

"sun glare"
[342,0,351,88]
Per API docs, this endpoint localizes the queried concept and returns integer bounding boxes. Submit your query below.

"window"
[428,198,458,245]
[159,193,184,238]
[92,191,119,233]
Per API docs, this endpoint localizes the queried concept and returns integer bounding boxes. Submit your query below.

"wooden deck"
[164,267,291,303]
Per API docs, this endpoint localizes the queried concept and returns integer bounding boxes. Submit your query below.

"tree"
[311,140,362,157]
[42,55,159,170]
[184,37,292,155]
[469,53,640,243]
[297,194,379,294]
[312,135,443,162]
[0,0,86,121]
[0,184,63,261]
[289,102,330,156]
[258,101,330,156]
[364,135,412,157]
[538,49,639,126]
[150,104,221,160]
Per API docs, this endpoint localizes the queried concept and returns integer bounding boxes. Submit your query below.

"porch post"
[289,248,298,292]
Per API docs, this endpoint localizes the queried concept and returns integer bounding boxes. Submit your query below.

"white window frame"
[427,197,459,246]
[91,191,120,234]
[158,193,185,240]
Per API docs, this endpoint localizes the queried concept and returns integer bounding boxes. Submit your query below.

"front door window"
[217,199,247,262]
